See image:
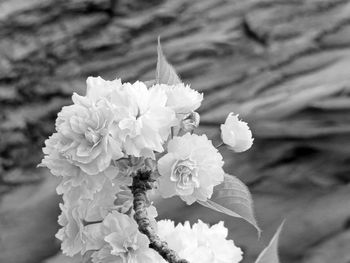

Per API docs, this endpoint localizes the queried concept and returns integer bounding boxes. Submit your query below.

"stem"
[131,170,189,263]
[215,142,224,148]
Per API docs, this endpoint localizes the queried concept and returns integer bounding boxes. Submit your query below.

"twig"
[131,170,189,263]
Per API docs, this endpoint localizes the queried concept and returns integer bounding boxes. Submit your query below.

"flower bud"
[220,113,253,152]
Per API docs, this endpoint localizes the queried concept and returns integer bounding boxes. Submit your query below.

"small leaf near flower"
[197,174,261,236]
[255,221,285,263]
[156,37,182,85]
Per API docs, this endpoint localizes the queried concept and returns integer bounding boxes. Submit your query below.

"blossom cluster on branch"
[41,41,255,263]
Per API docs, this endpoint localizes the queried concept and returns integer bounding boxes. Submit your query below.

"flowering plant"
[41,39,283,263]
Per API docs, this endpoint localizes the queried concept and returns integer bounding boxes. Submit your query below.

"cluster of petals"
[55,94,123,175]
[151,83,203,115]
[56,203,86,256]
[157,133,224,204]
[156,220,243,263]
[41,132,129,199]
[109,81,177,158]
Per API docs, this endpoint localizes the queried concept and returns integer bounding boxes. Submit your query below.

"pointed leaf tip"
[197,174,261,236]
[255,221,285,263]
[156,37,182,85]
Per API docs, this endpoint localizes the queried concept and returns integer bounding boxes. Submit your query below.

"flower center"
[85,128,100,144]
[171,159,199,189]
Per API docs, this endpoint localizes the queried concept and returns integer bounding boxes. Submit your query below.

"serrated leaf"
[156,37,182,85]
[197,174,261,236]
[255,221,285,263]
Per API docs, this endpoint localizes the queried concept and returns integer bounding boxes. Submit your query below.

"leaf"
[156,37,182,85]
[255,221,285,263]
[197,174,261,236]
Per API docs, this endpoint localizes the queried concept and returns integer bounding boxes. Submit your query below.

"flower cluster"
[157,220,243,263]
[41,71,253,262]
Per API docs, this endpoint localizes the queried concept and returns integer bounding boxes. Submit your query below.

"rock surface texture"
[1,0,350,263]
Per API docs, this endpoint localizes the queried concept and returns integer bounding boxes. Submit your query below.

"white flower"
[113,186,134,214]
[220,113,253,152]
[41,133,126,200]
[57,172,107,199]
[56,204,86,256]
[72,180,119,222]
[151,83,203,114]
[53,94,124,175]
[41,133,79,177]
[57,164,123,200]
[110,81,177,158]
[60,169,133,222]
[157,220,243,263]
[86,211,163,263]
[86,76,122,101]
[157,133,224,204]
[42,134,107,199]
[151,84,202,136]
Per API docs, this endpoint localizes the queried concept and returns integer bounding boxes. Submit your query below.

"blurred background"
[1,0,350,262]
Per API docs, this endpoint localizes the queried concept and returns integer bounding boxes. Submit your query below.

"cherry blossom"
[157,133,224,204]
[55,94,124,175]
[110,81,177,159]
[157,220,243,263]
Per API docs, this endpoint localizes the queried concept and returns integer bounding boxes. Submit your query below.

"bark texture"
[131,170,189,263]
[1,0,350,263]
